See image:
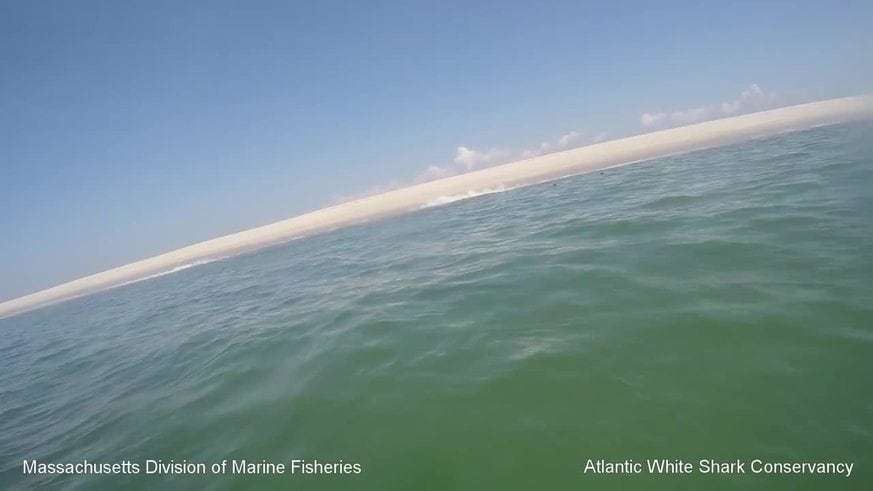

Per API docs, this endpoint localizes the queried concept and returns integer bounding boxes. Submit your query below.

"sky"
[1,0,872,301]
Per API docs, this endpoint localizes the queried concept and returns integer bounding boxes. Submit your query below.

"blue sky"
[1,0,872,300]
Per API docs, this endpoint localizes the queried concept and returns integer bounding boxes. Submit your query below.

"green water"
[1,123,872,490]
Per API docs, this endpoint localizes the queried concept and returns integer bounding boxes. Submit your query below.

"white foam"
[116,256,229,288]
[1,94,871,319]
[419,185,522,209]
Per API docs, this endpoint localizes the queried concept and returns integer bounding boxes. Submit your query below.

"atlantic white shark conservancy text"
[584,458,853,477]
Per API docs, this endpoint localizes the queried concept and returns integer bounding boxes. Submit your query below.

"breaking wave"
[420,185,522,209]
[117,257,230,288]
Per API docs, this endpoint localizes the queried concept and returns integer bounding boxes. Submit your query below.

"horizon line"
[3,93,873,319]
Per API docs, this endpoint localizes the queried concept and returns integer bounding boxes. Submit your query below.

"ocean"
[1,122,872,490]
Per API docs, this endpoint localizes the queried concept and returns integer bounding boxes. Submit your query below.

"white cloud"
[720,101,741,114]
[723,83,773,114]
[519,148,538,159]
[641,112,667,127]
[453,146,509,171]
[347,127,609,201]
[414,164,456,183]
[519,130,608,159]
[558,130,583,148]
[640,84,781,129]
[453,130,608,171]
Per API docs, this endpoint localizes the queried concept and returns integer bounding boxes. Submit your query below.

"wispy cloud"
[453,146,510,171]
[414,164,456,184]
[412,129,607,186]
[640,84,782,129]
[341,84,798,204]
[340,127,599,193]
[640,112,667,128]
[519,130,607,159]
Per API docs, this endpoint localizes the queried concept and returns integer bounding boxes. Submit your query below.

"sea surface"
[1,122,872,490]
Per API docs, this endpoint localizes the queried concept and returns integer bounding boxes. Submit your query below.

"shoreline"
[2,94,872,319]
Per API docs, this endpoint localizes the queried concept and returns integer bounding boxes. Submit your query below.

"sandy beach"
[2,94,872,318]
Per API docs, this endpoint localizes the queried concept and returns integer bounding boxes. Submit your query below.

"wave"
[416,158,657,211]
[419,185,523,209]
[116,257,230,288]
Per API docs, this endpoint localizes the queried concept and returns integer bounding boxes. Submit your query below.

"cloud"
[640,84,780,129]
[340,127,610,203]
[414,164,456,183]
[455,130,608,171]
[453,146,510,171]
[558,130,584,148]
[641,112,667,128]
[520,130,608,159]
[590,133,607,144]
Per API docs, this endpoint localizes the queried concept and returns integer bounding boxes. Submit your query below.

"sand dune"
[2,94,873,318]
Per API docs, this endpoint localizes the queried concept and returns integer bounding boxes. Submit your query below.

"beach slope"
[2,94,872,318]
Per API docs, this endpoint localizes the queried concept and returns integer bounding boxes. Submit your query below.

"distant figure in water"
[600,171,604,175]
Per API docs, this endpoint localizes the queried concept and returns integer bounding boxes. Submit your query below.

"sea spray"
[419,185,521,209]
